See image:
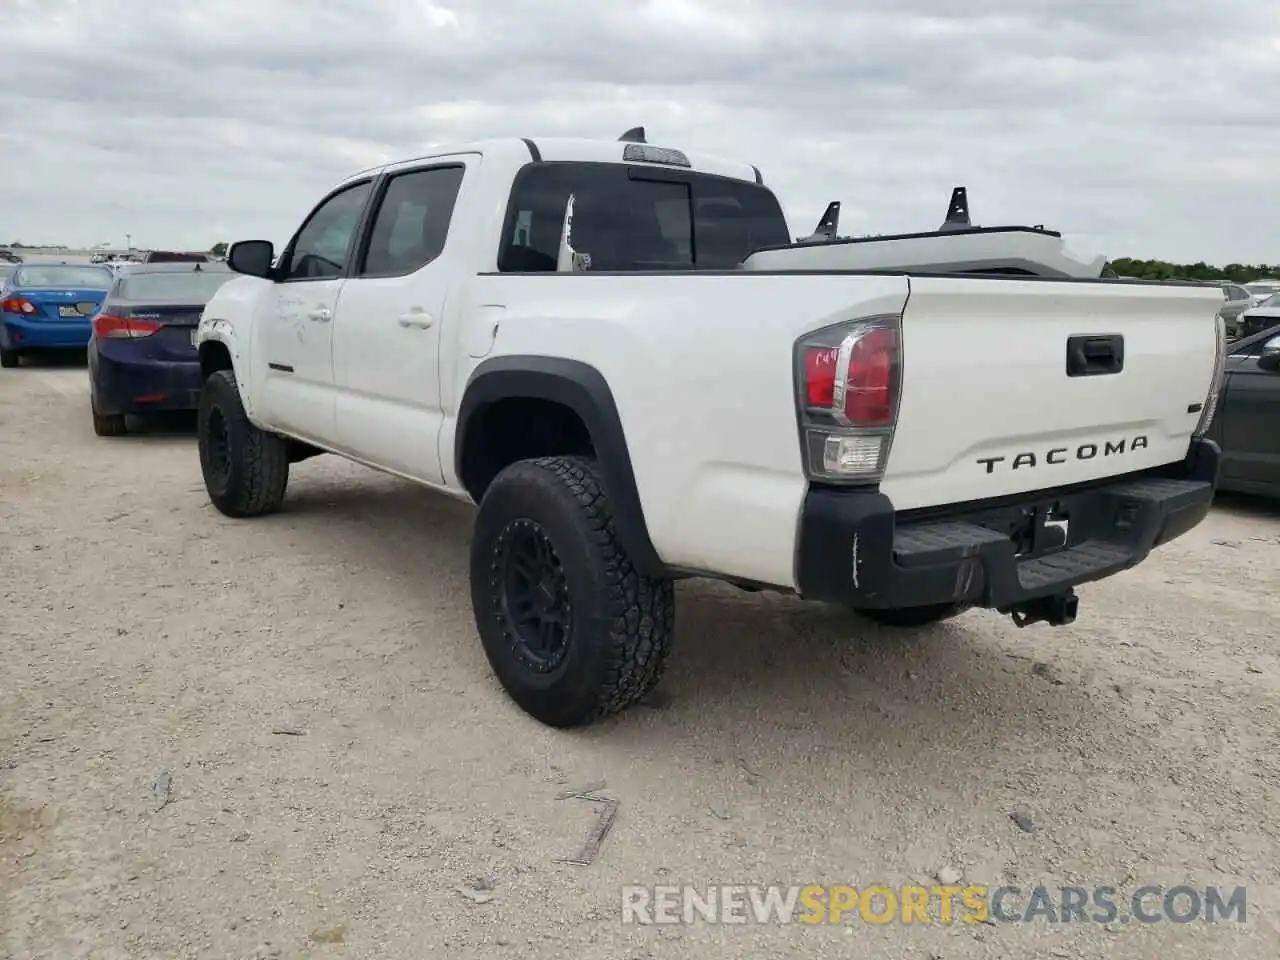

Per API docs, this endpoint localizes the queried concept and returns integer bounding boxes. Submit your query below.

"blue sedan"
[0,263,115,367]
[88,262,236,435]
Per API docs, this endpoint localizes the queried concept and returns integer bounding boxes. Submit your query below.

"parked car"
[1203,322,1280,496]
[191,132,1225,727]
[87,262,236,435]
[1218,283,1255,335]
[1244,281,1280,305]
[1235,293,1280,340]
[0,262,114,367]
[0,249,22,264]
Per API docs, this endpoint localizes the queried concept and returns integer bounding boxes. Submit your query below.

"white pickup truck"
[195,132,1226,728]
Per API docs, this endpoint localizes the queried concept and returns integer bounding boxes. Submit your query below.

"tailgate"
[882,277,1222,510]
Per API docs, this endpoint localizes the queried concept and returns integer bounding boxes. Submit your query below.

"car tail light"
[1193,313,1227,438]
[93,313,161,339]
[2,297,36,314]
[795,315,902,483]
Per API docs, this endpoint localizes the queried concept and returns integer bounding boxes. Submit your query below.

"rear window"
[117,270,236,302]
[12,265,113,288]
[497,162,790,272]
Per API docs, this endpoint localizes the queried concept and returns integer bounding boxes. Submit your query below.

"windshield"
[12,265,114,289]
[1259,293,1280,309]
[1244,284,1280,296]
[497,161,791,272]
[117,270,236,302]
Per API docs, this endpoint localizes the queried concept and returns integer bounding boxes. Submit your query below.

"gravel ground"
[2,358,1279,960]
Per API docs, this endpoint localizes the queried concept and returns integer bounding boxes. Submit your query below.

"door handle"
[398,309,434,329]
[307,307,332,323]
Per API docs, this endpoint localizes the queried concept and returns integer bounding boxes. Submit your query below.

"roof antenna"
[939,186,971,232]
[618,126,646,143]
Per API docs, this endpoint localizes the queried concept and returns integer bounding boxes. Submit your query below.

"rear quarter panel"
[453,273,911,586]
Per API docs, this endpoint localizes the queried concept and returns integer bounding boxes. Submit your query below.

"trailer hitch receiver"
[1004,590,1078,628]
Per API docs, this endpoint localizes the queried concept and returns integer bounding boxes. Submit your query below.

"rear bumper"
[795,438,1221,610]
[1,316,92,349]
[90,347,202,415]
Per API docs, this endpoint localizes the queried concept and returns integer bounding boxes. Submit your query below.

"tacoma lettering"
[976,436,1148,474]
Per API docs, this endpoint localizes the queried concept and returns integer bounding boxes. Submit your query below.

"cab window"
[359,166,465,277]
[497,162,790,272]
[284,181,373,281]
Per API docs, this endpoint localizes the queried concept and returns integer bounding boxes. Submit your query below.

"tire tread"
[200,369,289,517]
[536,455,674,720]
[472,454,674,726]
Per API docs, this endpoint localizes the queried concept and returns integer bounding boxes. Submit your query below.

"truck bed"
[743,226,1109,279]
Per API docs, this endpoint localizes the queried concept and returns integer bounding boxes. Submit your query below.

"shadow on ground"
[268,470,1147,788]
[1212,489,1280,520]
[10,349,88,368]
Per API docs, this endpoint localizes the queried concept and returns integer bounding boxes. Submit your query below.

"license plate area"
[58,305,80,318]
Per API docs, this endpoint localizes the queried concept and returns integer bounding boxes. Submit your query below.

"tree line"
[1106,259,1280,283]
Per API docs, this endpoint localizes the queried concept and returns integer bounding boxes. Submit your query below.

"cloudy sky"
[1,0,1277,263]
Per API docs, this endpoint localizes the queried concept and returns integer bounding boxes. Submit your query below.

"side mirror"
[1258,335,1280,372]
[555,194,590,272]
[227,240,276,279]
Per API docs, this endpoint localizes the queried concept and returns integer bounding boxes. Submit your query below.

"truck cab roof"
[336,136,764,191]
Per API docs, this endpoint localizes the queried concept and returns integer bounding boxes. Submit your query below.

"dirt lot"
[2,359,1278,960]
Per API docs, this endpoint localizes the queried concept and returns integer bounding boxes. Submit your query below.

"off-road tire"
[470,455,675,728]
[198,369,289,518]
[855,602,969,628]
[0,346,18,368]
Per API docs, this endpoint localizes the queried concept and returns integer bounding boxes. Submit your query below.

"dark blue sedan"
[1,262,114,367]
[88,262,236,436]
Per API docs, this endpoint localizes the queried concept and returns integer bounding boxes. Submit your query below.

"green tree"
[1106,258,1280,283]
[210,242,228,257]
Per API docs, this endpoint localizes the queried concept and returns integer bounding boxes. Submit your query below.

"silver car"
[1245,281,1280,305]
[1218,283,1254,334]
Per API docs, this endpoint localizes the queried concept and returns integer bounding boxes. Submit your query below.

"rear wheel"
[855,602,969,628]
[198,369,289,517]
[91,398,128,437]
[470,455,675,728]
[0,346,18,368]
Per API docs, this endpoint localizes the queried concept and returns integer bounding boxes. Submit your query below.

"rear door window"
[497,162,790,272]
[359,165,465,277]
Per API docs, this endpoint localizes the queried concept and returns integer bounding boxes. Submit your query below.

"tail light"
[1193,313,1227,438]
[93,313,161,339]
[2,297,36,314]
[795,315,902,483]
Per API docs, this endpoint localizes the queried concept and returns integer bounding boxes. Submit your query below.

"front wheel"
[197,369,289,517]
[470,455,675,728]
